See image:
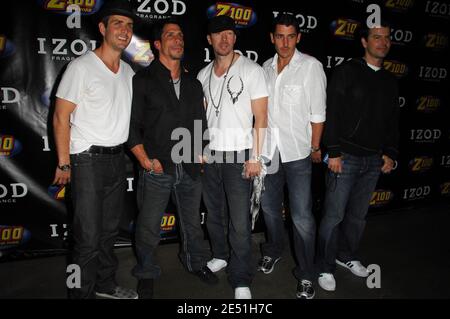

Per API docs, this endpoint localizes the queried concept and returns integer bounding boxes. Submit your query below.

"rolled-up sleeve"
[304,61,327,123]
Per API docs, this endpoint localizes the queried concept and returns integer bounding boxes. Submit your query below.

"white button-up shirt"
[262,49,326,163]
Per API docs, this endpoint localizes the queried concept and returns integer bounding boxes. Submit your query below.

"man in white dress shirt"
[258,13,326,299]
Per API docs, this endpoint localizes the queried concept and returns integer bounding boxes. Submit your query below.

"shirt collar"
[271,49,303,71]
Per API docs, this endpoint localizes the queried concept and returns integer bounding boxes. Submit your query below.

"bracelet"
[311,147,321,153]
[251,155,263,163]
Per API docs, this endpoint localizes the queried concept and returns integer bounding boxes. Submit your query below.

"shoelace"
[262,256,272,264]
[301,280,312,287]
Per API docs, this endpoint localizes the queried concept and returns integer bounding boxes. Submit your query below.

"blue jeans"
[202,150,253,288]
[261,155,316,281]
[132,164,209,279]
[318,152,382,273]
[69,150,126,299]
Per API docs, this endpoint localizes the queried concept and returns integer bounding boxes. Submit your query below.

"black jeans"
[69,150,126,299]
[132,164,209,279]
[202,150,253,288]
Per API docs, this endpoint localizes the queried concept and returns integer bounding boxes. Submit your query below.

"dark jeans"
[69,150,126,299]
[318,152,382,273]
[132,164,209,279]
[261,155,316,281]
[202,150,253,288]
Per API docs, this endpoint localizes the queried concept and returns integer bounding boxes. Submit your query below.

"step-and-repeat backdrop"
[1,0,449,260]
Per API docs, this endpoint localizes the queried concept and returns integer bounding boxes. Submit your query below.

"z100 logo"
[0,135,22,157]
[161,213,176,233]
[383,60,408,78]
[48,185,66,200]
[410,129,441,142]
[419,66,447,81]
[441,182,450,196]
[402,186,431,200]
[370,190,394,207]
[0,226,30,248]
[424,33,448,50]
[136,0,186,20]
[409,156,433,173]
[0,35,15,58]
[416,96,440,113]
[124,37,154,67]
[273,11,318,33]
[385,0,415,11]
[37,38,97,61]
[37,0,103,14]
[207,3,257,28]
[331,19,360,40]
[425,1,450,18]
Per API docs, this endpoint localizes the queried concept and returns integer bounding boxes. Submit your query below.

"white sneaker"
[235,287,252,299]
[336,260,369,277]
[318,273,336,291]
[207,258,228,273]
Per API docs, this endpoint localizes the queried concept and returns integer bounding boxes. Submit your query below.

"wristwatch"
[311,147,321,153]
[58,164,71,171]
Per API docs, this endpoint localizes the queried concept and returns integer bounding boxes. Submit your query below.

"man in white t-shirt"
[197,15,268,299]
[258,14,326,300]
[52,0,137,299]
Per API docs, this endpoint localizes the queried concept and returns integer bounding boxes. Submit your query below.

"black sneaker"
[194,266,219,285]
[257,256,281,274]
[296,280,315,299]
[137,279,154,299]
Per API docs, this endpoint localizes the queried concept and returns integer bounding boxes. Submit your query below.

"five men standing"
[52,0,399,298]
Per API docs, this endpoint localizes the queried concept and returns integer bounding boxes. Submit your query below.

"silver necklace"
[208,53,235,117]
[226,75,244,104]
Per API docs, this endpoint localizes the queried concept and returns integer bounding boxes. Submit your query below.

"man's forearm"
[252,116,267,158]
[311,122,324,149]
[53,114,71,165]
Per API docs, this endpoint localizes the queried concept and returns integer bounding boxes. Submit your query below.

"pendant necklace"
[208,53,235,117]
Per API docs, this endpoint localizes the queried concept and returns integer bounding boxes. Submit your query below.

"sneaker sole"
[95,292,138,299]
[296,292,315,299]
[335,260,369,278]
[260,257,281,274]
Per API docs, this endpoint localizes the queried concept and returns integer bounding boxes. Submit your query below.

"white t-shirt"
[56,51,135,154]
[262,50,327,162]
[197,55,268,152]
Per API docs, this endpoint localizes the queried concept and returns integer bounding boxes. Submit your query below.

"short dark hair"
[101,16,110,28]
[359,19,391,40]
[151,17,182,43]
[271,13,300,34]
